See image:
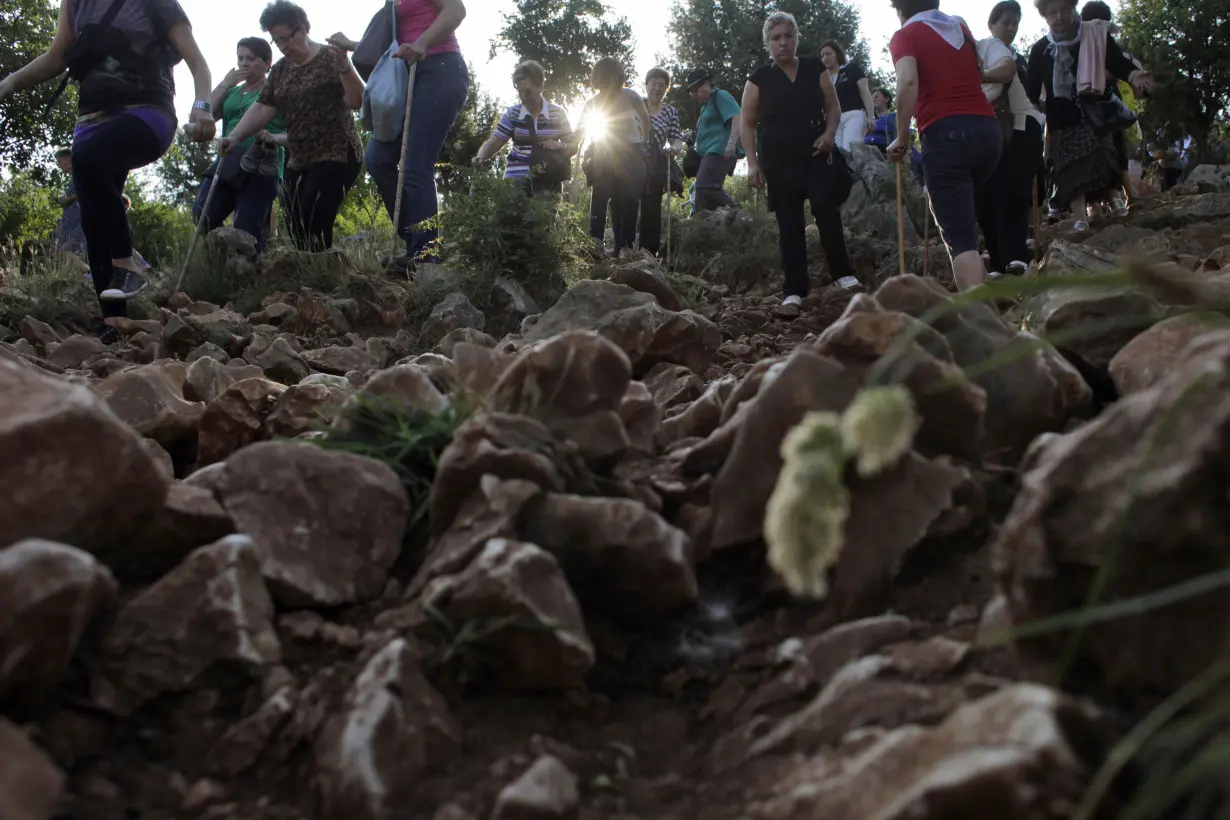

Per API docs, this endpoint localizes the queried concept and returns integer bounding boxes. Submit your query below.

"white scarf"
[1046,23,1082,100]
[903,10,968,50]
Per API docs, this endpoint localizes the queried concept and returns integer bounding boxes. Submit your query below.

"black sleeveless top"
[748,56,829,171]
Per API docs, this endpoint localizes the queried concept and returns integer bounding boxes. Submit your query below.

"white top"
[977,37,1045,131]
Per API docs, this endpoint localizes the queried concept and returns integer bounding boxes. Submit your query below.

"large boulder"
[0,357,170,551]
[843,144,925,243]
[994,339,1230,696]
[0,540,117,711]
[0,718,64,820]
[110,483,236,584]
[523,280,720,376]
[215,441,409,608]
[95,362,205,452]
[1024,286,1163,371]
[1109,316,1230,395]
[196,377,287,466]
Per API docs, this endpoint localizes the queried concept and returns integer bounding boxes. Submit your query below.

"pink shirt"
[397,0,460,55]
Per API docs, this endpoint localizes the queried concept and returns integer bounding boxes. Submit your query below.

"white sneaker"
[782,295,803,307]
[1005,260,1028,276]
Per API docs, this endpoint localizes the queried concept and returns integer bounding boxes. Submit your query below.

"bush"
[663,197,781,292]
[126,188,193,270]
[0,172,60,258]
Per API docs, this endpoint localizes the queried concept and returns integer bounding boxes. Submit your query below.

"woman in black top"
[819,40,875,152]
[1025,0,1152,229]
[743,12,855,307]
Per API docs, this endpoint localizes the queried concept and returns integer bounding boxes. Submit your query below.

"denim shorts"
[921,115,1003,256]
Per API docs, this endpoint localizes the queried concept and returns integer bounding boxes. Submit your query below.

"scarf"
[1046,22,1081,100]
[902,10,968,50]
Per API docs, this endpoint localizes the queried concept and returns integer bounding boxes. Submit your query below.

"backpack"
[47,0,129,112]
[361,3,410,142]
[682,90,743,177]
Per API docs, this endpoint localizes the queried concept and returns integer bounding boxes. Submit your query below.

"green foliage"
[436,169,589,314]
[491,0,635,106]
[156,129,215,208]
[664,0,866,123]
[0,251,97,330]
[664,198,780,291]
[1119,0,1230,148]
[0,0,78,175]
[0,171,61,254]
[125,185,193,270]
[334,169,394,239]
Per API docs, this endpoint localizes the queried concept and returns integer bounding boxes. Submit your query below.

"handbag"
[1079,92,1137,136]
[361,3,409,142]
[523,115,573,186]
[352,1,395,83]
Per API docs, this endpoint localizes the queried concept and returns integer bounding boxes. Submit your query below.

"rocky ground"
[4,156,1230,820]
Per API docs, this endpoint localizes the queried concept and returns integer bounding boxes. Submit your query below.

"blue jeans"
[364,51,469,258]
[921,115,1002,256]
[193,171,279,252]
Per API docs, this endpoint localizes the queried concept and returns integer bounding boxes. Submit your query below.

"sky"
[168,0,1084,118]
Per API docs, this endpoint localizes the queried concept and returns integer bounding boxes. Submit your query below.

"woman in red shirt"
[887,0,1001,291]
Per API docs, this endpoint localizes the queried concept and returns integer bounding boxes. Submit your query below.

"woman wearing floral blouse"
[639,67,685,256]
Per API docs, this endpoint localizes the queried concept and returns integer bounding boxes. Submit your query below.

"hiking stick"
[923,200,930,279]
[1032,173,1042,262]
[174,152,225,294]
[390,63,418,263]
[895,162,906,277]
[664,162,672,272]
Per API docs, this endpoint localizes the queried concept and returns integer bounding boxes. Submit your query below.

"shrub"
[0,172,60,258]
[126,189,193,270]
[663,197,781,292]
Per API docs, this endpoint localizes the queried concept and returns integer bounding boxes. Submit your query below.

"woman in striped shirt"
[638,67,685,256]
[473,60,574,197]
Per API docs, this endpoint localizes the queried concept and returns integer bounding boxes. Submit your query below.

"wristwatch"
[191,99,213,115]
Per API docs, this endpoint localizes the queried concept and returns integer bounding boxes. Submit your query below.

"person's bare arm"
[818,71,839,150]
[888,56,918,161]
[740,81,761,183]
[223,102,278,147]
[726,112,743,159]
[396,0,466,62]
[630,92,652,146]
[166,21,215,141]
[473,134,509,164]
[0,0,73,98]
[857,77,875,124]
[210,67,245,120]
[331,46,364,110]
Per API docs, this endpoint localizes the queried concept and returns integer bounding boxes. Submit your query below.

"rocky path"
[4,181,1230,820]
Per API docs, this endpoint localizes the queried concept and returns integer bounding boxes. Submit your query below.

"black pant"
[765,151,854,298]
[975,117,1043,271]
[194,169,279,252]
[638,155,667,254]
[282,158,360,251]
[590,145,648,251]
[72,113,170,318]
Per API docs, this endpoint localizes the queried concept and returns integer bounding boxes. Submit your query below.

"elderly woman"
[639,67,685,255]
[819,41,876,152]
[888,0,1002,291]
[1026,0,1153,231]
[743,12,855,308]
[223,1,364,252]
[472,60,574,197]
[579,58,651,258]
[328,0,468,267]
[0,0,214,334]
[975,0,1045,276]
[194,37,288,251]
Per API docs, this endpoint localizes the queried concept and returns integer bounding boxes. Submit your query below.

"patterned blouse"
[647,102,683,149]
[259,44,363,170]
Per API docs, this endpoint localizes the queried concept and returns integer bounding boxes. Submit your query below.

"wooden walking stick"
[390,63,418,263]
[923,199,930,279]
[1032,173,1042,262]
[174,149,225,294]
[895,161,906,277]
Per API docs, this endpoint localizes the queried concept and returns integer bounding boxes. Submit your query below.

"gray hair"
[762,11,799,46]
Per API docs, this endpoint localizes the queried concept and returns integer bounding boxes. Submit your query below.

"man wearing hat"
[686,68,742,212]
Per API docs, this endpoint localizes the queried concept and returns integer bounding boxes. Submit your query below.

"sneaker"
[835,276,862,291]
[240,142,263,175]
[782,294,803,307]
[257,145,278,178]
[99,267,147,301]
[98,326,119,345]
[1004,260,1029,276]
[1072,220,1090,233]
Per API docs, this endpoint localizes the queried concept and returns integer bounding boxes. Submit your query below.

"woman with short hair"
[1025,0,1153,230]
[887,0,1002,291]
[579,57,651,257]
[638,67,685,255]
[222,0,365,252]
[0,0,215,335]
[472,59,574,197]
[194,36,288,251]
[819,40,876,152]
[743,11,855,307]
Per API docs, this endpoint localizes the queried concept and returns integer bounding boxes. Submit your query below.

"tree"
[664,0,866,122]
[0,0,78,177]
[156,128,215,208]
[492,0,635,106]
[1119,0,1230,152]
[438,72,503,199]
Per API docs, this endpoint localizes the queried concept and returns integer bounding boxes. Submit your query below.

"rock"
[0,540,118,711]
[185,356,239,404]
[215,441,409,607]
[995,339,1230,695]
[93,535,280,716]
[1109,315,1229,395]
[520,493,697,624]
[709,350,860,550]
[249,302,298,327]
[304,345,380,376]
[1079,224,1172,259]
[1038,237,1123,275]
[46,335,106,370]
[183,309,253,357]
[264,381,351,439]
[452,341,511,395]
[1136,192,1230,230]
[643,362,702,410]
[800,615,917,686]
[197,378,286,466]
[843,144,925,242]
[1026,286,1163,370]
[96,362,205,451]
[247,337,310,385]
[874,275,1092,459]
[0,358,170,551]
[435,327,496,358]
[619,380,660,453]
[0,718,64,820]
[111,483,235,584]
[1183,164,1230,193]
[358,364,450,415]
[316,639,461,820]
[659,375,736,446]
[609,260,686,311]
[493,755,580,820]
[18,316,60,350]
[206,685,297,777]
[422,293,486,344]
[750,684,1103,819]
[421,539,594,689]
[523,280,720,376]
